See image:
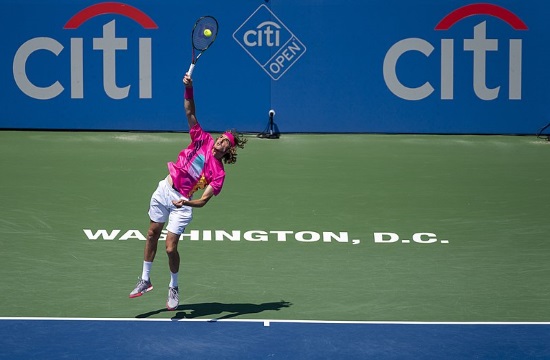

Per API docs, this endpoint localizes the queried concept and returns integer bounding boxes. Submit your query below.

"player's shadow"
[136,300,292,320]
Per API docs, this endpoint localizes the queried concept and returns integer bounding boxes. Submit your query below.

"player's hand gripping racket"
[187,16,218,76]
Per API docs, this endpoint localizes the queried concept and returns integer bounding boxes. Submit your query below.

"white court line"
[0,317,549,325]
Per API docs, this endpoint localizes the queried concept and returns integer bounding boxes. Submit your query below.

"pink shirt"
[168,123,225,199]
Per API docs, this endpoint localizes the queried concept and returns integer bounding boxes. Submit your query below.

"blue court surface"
[1,318,550,359]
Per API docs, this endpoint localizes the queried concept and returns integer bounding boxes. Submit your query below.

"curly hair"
[222,129,247,165]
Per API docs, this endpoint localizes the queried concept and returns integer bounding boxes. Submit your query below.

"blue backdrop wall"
[1,0,548,134]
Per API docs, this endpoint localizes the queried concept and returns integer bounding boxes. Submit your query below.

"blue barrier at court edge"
[1,0,549,134]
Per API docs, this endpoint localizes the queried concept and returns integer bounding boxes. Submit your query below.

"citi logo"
[243,21,281,47]
[13,2,157,100]
[233,5,306,81]
[383,3,527,101]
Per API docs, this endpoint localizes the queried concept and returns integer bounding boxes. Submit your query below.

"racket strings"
[192,17,218,51]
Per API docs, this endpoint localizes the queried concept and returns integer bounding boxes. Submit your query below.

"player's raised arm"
[183,74,198,129]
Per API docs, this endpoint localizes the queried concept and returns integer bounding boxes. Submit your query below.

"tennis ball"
[204,29,212,37]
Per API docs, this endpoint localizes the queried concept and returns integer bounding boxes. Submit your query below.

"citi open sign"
[233,4,307,80]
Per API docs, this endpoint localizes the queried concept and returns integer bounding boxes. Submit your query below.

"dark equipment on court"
[258,109,280,139]
[537,121,550,141]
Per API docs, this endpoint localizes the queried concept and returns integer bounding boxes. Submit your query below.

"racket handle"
[187,63,195,76]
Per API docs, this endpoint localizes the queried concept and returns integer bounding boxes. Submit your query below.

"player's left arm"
[183,74,198,129]
[172,185,215,208]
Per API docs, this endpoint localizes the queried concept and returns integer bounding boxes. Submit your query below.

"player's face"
[213,134,232,154]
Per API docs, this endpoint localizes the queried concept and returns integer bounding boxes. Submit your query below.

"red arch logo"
[435,3,527,30]
[64,2,158,29]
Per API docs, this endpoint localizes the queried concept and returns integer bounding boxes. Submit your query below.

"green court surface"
[1,131,549,322]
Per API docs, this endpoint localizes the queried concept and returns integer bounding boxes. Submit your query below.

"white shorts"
[148,179,193,235]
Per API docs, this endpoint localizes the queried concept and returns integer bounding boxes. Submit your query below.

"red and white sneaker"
[129,278,153,298]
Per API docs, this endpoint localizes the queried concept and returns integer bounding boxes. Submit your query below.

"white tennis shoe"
[167,287,179,310]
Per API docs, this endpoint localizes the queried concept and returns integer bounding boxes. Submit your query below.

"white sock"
[141,261,152,281]
[169,272,178,288]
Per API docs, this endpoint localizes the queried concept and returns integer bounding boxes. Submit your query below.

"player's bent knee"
[166,245,178,256]
[147,227,163,241]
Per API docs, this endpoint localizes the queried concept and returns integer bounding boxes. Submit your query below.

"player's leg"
[166,230,180,274]
[145,220,164,262]
[159,179,192,309]
[129,180,169,298]
[129,221,164,298]
[164,205,191,310]
[165,230,180,310]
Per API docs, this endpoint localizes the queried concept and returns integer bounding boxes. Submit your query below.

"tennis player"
[129,73,247,310]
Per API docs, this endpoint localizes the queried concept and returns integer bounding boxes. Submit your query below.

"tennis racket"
[187,16,219,76]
